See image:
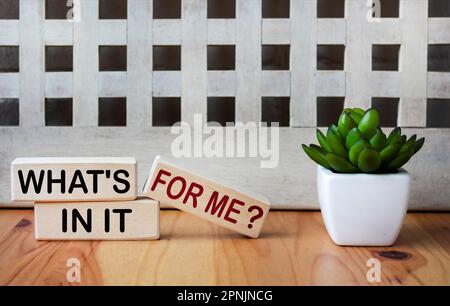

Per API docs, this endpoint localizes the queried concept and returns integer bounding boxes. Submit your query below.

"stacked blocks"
[11,156,270,240]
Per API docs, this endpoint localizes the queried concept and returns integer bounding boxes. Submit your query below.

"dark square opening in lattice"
[429,0,450,17]
[0,46,19,72]
[45,46,73,72]
[99,46,127,71]
[372,97,399,127]
[99,97,127,126]
[316,97,345,127]
[317,45,345,71]
[153,46,181,71]
[428,44,450,72]
[262,0,290,19]
[376,0,399,18]
[154,0,181,19]
[207,97,235,126]
[45,98,73,126]
[208,45,235,71]
[317,0,345,18]
[262,45,290,71]
[45,0,73,20]
[0,98,19,126]
[372,45,400,71]
[152,97,181,127]
[208,0,235,19]
[427,99,450,128]
[262,97,290,127]
[99,0,127,19]
[0,0,19,19]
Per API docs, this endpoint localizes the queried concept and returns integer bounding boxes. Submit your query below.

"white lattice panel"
[0,0,449,209]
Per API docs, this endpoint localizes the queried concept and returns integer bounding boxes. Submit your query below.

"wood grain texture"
[0,209,449,285]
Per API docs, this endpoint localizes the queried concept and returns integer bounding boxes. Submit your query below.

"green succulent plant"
[302,108,425,173]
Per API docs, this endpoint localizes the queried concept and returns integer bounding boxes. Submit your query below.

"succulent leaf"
[326,127,348,159]
[345,127,364,150]
[414,137,425,154]
[349,140,369,166]
[399,134,417,155]
[302,144,331,170]
[338,110,357,138]
[369,129,387,151]
[301,108,425,173]
[387,127,401,145]
[358,108,379,139]
[316,129,333,153]
[327,153,359,173]
[380,142,402,164]
[357,148,382,173]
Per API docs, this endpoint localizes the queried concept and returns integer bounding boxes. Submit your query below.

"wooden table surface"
[0,209,449,286]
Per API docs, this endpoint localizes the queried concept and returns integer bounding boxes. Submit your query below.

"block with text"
[143,156,270,238]
[11,157,137,202]
[35,198,159,240]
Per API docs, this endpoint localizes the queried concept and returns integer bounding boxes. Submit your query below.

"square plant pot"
[317,166,410,246]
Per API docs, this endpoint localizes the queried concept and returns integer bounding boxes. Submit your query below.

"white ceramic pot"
[317,166,410,246]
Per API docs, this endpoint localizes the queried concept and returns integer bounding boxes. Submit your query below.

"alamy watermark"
[170,114,280,169]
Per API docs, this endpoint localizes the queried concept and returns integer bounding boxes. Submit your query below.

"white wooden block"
[144,156,270,238]
[35,198,159,240]
[11,157,137,202]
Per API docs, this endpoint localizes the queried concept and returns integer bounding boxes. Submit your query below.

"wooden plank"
[0,127,449,210]
[428,72,450,98]
[261,71,290,97]
[181,0,207,124]
[262,19,291,45]
[290,0,317,127]
[127,0,152,127]
[0,74,20,98]
[34,199,159,240]
[44,20,73,46]
[73,0,98,126]
[0,20,19,45]
[152,20,182,45]
[207,71,236,97]
[207,19,236,45]
[152,71,181,97]
[11,157,137,202]
[97,20,127,45]
[19,0,45,127]
[236,0,261,123]
[0,210,449,285]
[45,72,73,98]
[143,156,270,238]
[98,72,127,97]
[428,19,450,44]
[345,0,371,110]
[398,0,428,127]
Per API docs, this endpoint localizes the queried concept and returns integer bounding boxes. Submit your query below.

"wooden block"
[34,198,159,240]
[11,157,137,202]
[143,156,270,238]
